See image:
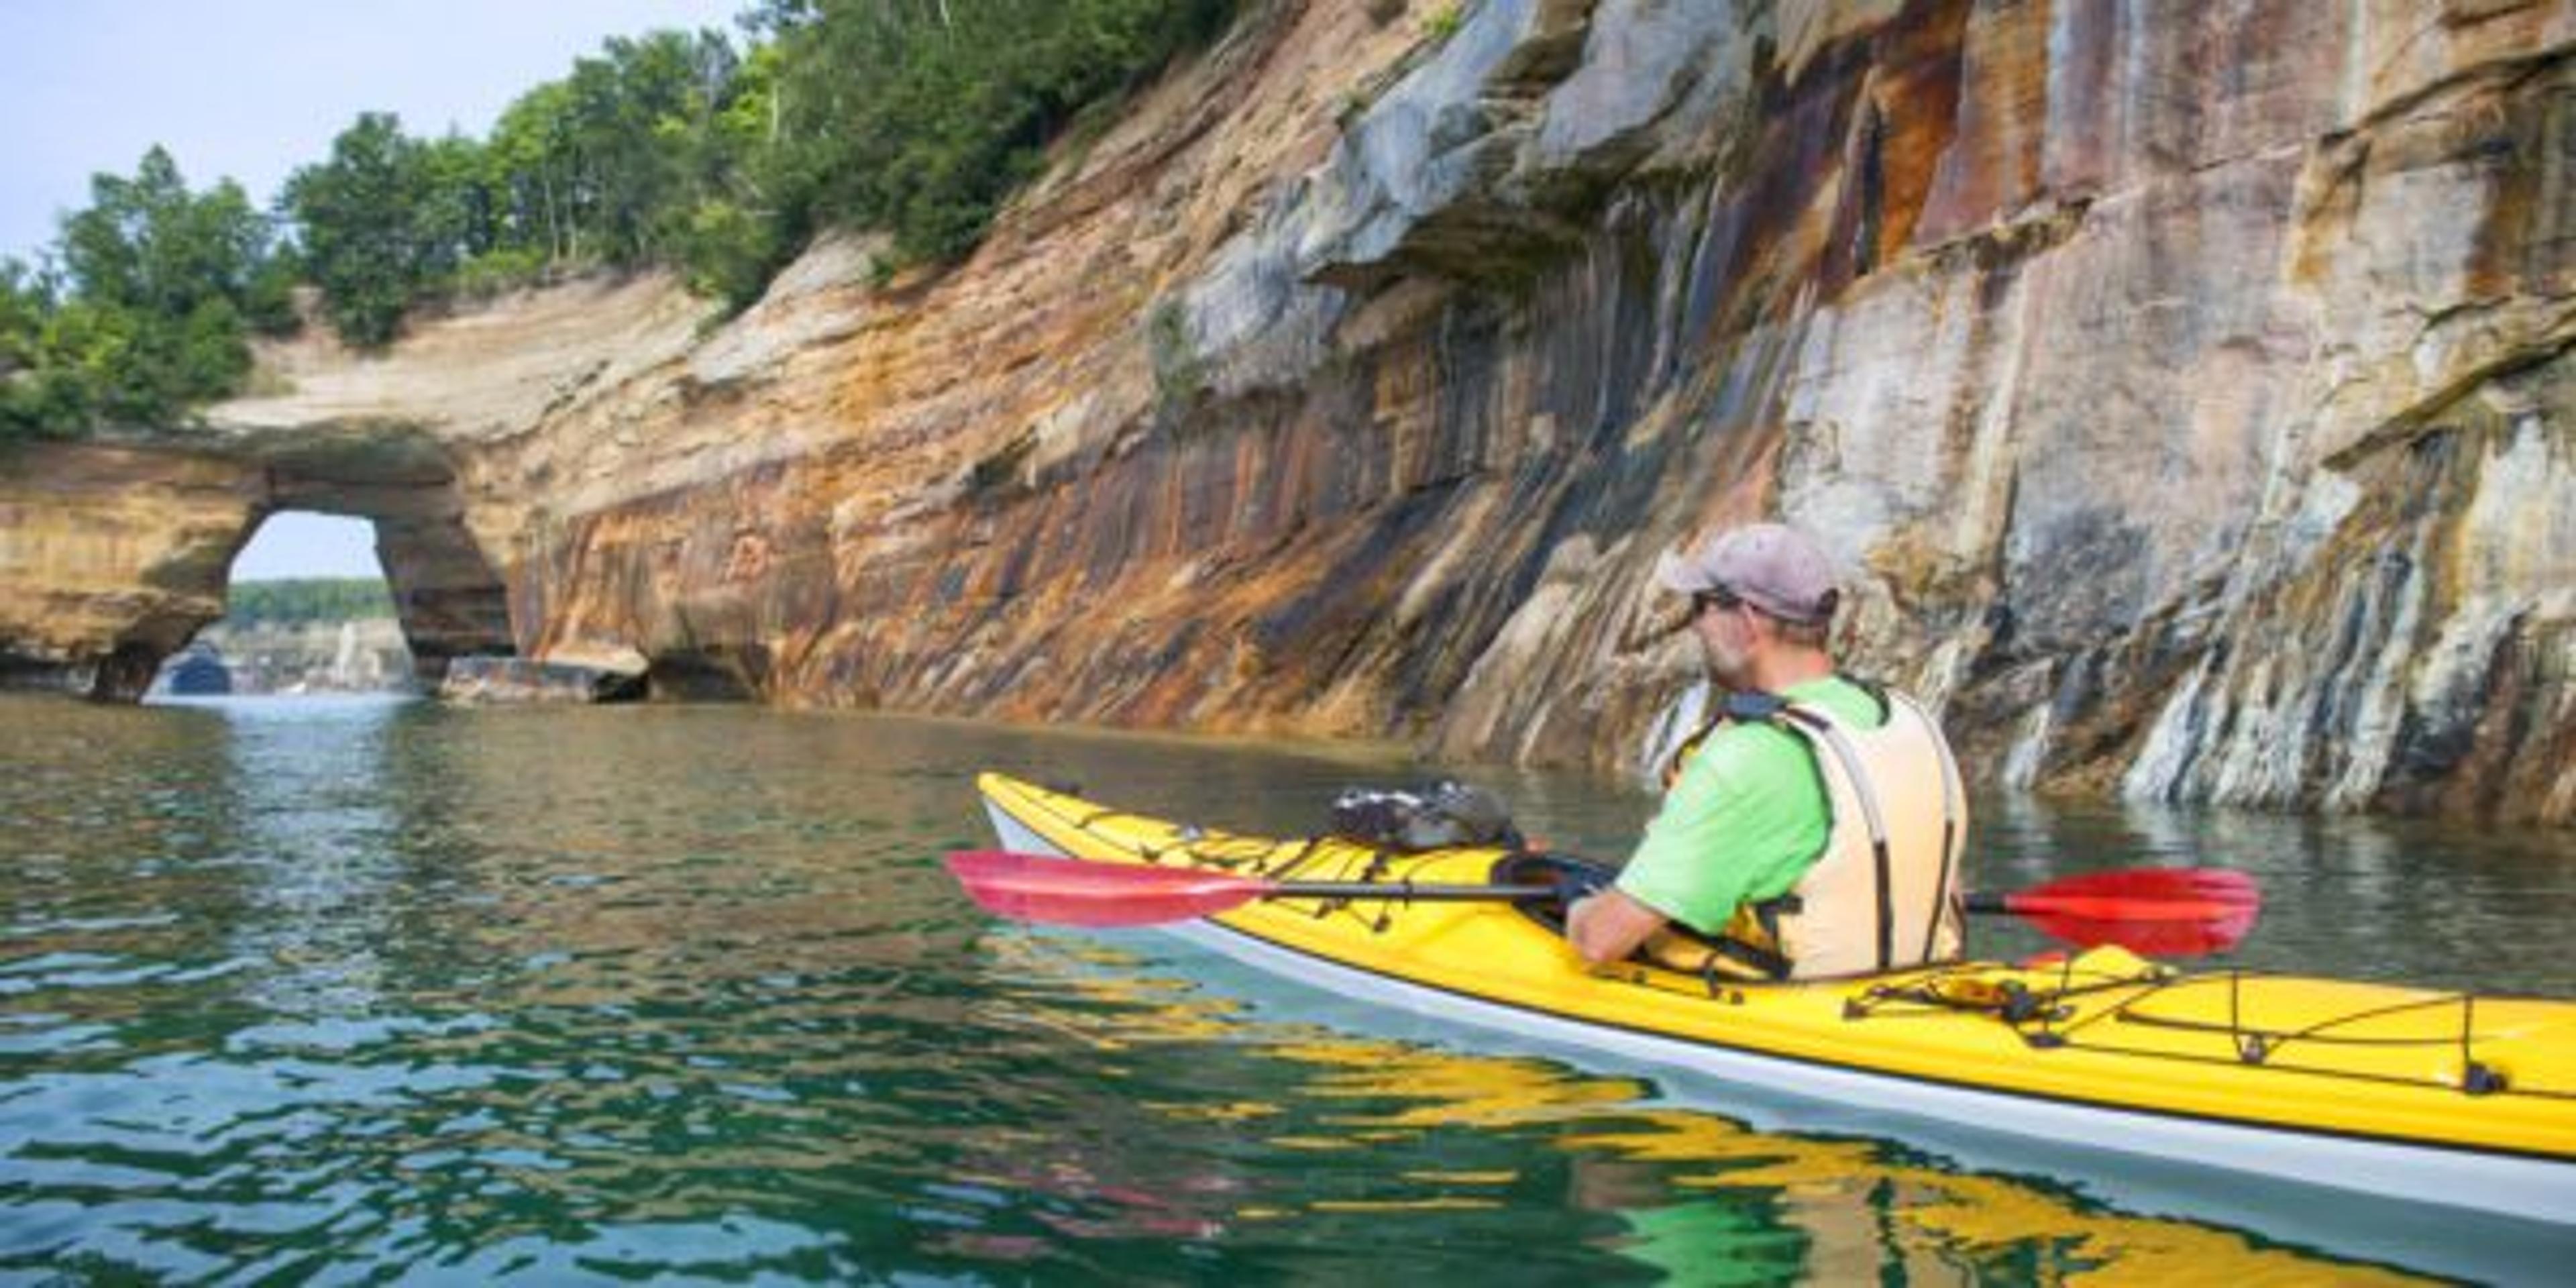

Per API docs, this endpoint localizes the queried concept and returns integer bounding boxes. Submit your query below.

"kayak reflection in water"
[1565,522,1972,981]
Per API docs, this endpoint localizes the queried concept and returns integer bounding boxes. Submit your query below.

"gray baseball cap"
[1654,522,1840,625]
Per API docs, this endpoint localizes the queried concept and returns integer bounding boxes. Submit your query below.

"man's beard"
[1701,629,1753,692]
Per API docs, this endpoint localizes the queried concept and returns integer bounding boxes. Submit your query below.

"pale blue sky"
[231,513,381,582]
[2,0,749,579]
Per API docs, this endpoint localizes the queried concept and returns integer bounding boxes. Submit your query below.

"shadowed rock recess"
[1,0,2569,824]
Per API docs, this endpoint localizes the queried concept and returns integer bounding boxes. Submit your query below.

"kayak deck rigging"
[1845,963,2566,1101]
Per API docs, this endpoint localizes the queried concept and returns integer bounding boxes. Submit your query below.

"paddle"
[943,849,1556,927]
[941,851,2261,955]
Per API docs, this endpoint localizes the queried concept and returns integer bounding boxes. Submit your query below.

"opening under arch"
[156,513,413,698]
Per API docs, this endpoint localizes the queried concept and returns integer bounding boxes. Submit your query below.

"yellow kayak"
[970,772,2576,1225]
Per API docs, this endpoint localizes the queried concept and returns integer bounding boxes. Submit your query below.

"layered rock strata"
[1,0,2568,824]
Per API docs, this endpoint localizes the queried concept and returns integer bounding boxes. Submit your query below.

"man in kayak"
[1566,522,1969,979]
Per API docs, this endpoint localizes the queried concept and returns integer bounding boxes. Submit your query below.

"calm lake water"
[2,695,2569,1283]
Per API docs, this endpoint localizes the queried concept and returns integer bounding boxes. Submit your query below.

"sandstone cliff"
[1,0,2569,824]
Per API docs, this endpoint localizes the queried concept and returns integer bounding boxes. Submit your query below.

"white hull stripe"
[981,800,2576,1224]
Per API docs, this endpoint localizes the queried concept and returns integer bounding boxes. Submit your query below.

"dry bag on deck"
[1329,782,1523,852]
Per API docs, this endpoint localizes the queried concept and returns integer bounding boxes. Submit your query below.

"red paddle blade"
[943,851,1269,926]
[2001,867,2261,956]
[2013,867,2259,907]
[2006,902,2259,956]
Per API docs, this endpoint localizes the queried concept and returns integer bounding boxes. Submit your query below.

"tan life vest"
[1644,684,1970,981]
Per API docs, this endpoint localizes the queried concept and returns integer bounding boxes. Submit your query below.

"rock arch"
[0,426,515,701]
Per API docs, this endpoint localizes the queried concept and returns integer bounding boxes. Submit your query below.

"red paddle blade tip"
[943,851,1267,927]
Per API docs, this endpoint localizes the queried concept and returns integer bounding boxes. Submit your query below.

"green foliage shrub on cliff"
[1,148,293,440]
[1424,3,1466,44]
[284,115,443,349]
[222,578,397,628]
[759,0,1244,265]
[0,263,69,441]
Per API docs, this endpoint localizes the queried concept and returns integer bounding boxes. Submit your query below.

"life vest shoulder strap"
[1658,682,1847,788]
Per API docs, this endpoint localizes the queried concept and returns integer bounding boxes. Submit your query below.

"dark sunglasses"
[1690,586,1746,616]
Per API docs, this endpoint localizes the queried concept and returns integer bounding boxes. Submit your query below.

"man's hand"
[1565,887,1670,967]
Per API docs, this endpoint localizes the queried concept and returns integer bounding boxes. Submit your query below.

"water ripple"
[0,698,2561,1281]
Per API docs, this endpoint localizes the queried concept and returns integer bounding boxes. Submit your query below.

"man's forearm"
[1566,888,1668,966]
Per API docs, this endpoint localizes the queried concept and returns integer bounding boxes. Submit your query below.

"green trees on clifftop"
[221,578,398,628]
[759,0,1240,268]
[1,0,1241,441]
[1,149,296,439]
[285,28,770,344]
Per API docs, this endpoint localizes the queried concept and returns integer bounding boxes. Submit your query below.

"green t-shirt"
[1616,676,1884,934]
